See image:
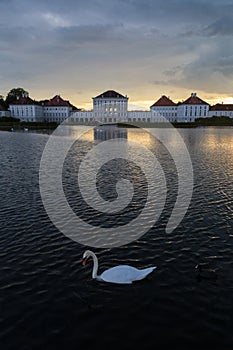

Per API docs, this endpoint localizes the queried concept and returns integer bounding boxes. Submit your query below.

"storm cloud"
[0,0,233,108]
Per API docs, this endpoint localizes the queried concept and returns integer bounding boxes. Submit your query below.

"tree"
[5,87,29,108]
[0,95,5,106]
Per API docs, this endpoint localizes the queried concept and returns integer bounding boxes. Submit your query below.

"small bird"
[195,264,218,280]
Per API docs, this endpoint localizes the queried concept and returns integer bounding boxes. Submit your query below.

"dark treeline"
[0,87,28,109]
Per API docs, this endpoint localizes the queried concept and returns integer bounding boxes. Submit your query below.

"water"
[1,126,233,349]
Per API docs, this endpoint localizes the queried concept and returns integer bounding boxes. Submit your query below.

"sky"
[1,0,233,110]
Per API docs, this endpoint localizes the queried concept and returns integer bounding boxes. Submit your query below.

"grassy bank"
[195,116,233,126]
[116,122,198,128]
[118,117,233,128]
[0,119,59,132]
[1,116,233,132]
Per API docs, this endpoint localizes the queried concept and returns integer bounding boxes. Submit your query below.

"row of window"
[70,117,94,122]
[185,105,207,109]
[128,118,151,122]
[44,107,69,111]
[94,100,127,105]
[185,111,207,117]
[94,112,127,116]
[95,106,126,111]
[45,117,67,122]
[153,107,177,111]
[12,110,68,117]
[156,113,177,117]
[44,113,68,117]
[211,112,233,116]
[13,111,37,116]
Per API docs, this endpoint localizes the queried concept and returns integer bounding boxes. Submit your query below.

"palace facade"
[7,90,233,123]
[71,90,211,123]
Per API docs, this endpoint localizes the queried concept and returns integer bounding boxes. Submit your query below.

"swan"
[82,250,157,284]
[195,264,218,280]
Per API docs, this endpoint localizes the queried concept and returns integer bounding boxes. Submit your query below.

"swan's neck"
[89,251,98,279]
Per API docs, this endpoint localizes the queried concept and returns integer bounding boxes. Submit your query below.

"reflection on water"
[94,125,128,140]
[1,126,233,348]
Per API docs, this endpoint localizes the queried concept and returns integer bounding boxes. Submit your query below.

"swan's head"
[82,250,92,266]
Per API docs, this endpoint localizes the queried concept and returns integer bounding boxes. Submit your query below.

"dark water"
[1,126,233,349]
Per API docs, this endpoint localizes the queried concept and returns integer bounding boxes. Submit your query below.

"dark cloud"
[0,0,233,104]
[204,17,233,36]
[55,24,125,45]
[159,42,233,95]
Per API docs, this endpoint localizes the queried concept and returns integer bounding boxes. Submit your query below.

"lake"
[1,126,233,349]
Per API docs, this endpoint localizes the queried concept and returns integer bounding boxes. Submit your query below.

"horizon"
[2,88,233,111]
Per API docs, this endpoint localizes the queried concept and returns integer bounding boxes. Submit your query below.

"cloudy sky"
[1,0,233,109]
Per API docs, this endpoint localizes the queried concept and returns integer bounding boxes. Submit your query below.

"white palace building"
[71,90,209,123]
[7,90,233,123]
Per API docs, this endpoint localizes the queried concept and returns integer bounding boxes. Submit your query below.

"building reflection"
[94,125,128,140]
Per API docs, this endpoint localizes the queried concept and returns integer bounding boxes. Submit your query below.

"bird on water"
[195,264,218,280]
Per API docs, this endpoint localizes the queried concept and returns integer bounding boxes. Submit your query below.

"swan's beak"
[82,257,87,266]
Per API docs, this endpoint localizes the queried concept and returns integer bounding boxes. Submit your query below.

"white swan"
[82,250,157,284]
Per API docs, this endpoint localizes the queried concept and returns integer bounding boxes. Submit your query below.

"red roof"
[10,95,39,105]
[181,93,209,105]
[44,95,71,107]
[94,90,127,99]
[151,95,176,107]
[209,104,233,111]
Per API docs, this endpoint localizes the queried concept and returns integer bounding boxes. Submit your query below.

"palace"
[70,90,232,123]
[5,90,233,123]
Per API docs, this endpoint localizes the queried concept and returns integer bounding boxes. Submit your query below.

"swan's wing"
[100,265,156,284]
[133,266,157,281]
[100,265,138,284]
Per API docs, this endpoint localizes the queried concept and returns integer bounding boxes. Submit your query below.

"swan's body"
[82,250,157,284]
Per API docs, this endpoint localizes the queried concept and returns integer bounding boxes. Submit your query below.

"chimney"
[191,92,197,97]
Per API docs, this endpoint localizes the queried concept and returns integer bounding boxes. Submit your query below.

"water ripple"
[1,128,233,348]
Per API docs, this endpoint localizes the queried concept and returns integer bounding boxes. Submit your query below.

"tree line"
[0,87,29,109]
